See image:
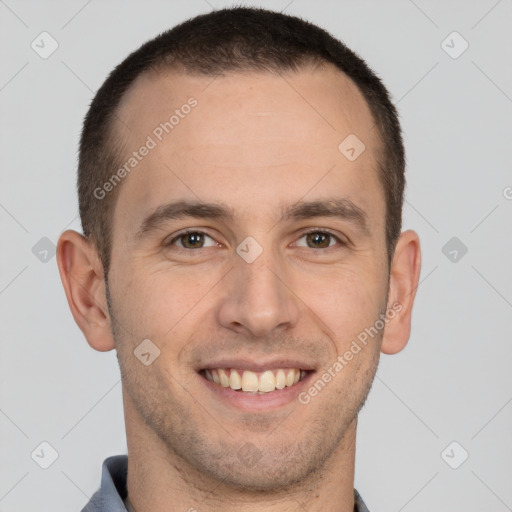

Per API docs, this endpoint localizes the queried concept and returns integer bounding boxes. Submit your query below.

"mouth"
[199,367,310,394]
[196,358,316,411]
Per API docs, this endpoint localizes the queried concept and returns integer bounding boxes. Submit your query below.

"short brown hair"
[78,6,405,274]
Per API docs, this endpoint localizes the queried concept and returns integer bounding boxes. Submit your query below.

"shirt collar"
[81,455,128,512]
[82,455,370,512]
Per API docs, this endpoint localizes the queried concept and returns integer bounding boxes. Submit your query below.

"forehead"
[117,63,377,147]
[111,64,383,240]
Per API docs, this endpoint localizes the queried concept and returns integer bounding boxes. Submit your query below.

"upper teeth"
[203,368,306,393]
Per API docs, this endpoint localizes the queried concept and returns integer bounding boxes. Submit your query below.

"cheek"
[114,266,218,342]
[305,265,388,346]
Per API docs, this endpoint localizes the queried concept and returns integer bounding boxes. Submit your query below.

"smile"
[201,368,309,393]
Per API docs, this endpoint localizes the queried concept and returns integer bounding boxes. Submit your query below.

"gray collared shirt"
[81,455,370,512]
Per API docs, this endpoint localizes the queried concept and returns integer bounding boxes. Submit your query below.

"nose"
[216,250,300,338]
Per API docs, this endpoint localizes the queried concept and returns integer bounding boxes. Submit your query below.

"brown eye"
[180,232,205,248]
[167,231,218,249]
[305,232,331,248]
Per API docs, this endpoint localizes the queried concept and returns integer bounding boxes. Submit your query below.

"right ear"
[56,230,115,351]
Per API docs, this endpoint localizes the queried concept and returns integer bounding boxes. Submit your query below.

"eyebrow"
[282,198,369,235]
[135,201,234,240]
[134,197,369,240]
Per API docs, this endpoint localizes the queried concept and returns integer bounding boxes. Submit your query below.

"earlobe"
[381,230,421,355]
[56,229,116,352]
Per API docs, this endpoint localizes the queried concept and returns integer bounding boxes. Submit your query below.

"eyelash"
[165,228,218,249]
[294,228,345,249]
[164,228,346,250]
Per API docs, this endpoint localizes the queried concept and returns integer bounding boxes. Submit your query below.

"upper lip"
[198,358,316,372]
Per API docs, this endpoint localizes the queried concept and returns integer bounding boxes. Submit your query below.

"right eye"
[165,230,218,249]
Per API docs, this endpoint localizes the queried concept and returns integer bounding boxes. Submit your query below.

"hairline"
[99,60,394,276]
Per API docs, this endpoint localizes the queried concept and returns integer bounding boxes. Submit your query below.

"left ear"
[381,230,421,355]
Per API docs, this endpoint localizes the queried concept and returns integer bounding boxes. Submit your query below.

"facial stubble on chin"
[104,277,385,494]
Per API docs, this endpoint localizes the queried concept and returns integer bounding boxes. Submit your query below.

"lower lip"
[199,372,315,412]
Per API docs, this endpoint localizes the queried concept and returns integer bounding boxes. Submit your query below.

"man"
[57,7,421,512]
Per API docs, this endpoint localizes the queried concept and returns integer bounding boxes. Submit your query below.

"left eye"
[295,231,340,249]
[170,232,218,249]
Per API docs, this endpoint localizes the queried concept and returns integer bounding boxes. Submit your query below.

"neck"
[123,392,357,512]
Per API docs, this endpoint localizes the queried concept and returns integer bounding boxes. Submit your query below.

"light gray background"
[1,0,511,511]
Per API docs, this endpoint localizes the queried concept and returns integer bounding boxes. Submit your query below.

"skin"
[57,63,421,512]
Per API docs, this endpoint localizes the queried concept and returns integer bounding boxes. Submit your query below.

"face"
[106,64,389,491]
